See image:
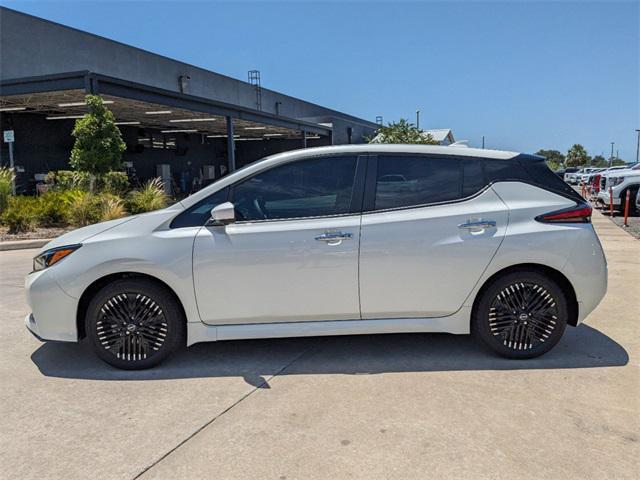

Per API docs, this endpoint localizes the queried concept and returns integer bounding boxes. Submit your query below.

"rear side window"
[462,159,485,197]
[170,187,229,228]
[374,155,461,210]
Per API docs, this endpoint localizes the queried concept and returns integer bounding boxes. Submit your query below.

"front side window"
[374,155,462,210]
[170,187,229,228]
[231,155,358,221]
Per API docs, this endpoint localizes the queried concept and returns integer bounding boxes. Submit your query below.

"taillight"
[535,203,592,223]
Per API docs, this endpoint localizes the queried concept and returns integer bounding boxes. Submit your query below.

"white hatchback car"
[25,145,607,369]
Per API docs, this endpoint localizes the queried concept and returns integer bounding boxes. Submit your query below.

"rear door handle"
[315,231,353,245]
[458,220,496,230]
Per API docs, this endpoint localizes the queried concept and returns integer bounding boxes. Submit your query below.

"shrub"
[67,192,103,227]
[0,167,15,213]
[99,193,127,221]
[126,178,168,214]
[47,170,92,191]
[100,171,130,196]
[2,196,39,233]
[36,190,79,227]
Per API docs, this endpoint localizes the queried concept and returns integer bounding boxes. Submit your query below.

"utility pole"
[609,142,615,168]
[636,129,640,164]
[416,110,420,130]
[482,136,485,149]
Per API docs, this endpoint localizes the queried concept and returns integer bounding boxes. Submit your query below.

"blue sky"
[3,1,639,159]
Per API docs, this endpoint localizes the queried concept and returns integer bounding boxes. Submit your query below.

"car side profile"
[25,145,608,369]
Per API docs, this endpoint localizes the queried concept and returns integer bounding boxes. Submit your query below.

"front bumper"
[25,269,79,342]
[25,313,45,341]
[597,190,621,206]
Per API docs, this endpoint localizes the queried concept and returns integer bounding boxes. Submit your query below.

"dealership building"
[0,7,378,194]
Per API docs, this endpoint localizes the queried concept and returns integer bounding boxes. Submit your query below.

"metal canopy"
[0,72,331,140]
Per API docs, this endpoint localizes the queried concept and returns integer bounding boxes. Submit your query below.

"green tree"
[565,144,591,168]
[611,157,626,166]
[368,119,438,144]
[536,149,565,171]
[70,95,126,176]
[591,155,607,167]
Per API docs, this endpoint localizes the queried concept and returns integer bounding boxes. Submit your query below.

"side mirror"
[209,201,236,226]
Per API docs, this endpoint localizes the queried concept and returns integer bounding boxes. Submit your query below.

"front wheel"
[472,271,568,359]
[86,278,185,369]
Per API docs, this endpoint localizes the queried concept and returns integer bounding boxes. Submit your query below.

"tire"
[85,278,185,369]
[472,270,568,359]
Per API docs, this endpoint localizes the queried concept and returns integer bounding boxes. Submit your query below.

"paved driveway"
[0,211,638,479]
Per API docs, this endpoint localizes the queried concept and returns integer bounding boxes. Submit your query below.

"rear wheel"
[86,278,185,369]
[472,271,568,359]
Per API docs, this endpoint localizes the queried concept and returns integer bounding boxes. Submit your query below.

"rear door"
[359,154,509,319]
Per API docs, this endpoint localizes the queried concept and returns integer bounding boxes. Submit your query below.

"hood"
[41,216,138,251]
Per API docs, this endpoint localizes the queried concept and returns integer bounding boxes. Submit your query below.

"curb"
[0,239,52,252]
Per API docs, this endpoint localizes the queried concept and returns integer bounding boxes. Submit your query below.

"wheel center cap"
[127,324,137,332]
[518,313,529,322]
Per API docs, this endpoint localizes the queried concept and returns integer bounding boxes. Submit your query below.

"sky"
[2,0,639,160]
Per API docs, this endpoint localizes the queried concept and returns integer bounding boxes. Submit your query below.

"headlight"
[609,177,624,187]
[33,244,81,272]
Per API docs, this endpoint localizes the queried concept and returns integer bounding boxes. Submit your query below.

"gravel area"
[606,213,640,239]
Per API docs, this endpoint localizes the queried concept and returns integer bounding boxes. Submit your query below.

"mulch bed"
[0,226,73,242]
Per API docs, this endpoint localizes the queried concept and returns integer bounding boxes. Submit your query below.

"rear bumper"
[564,227,608,324]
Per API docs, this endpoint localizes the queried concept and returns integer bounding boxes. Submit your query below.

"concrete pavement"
[1,210,638,479]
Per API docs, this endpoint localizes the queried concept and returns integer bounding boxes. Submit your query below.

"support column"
[226,116,236,172]
[302,130,307,148]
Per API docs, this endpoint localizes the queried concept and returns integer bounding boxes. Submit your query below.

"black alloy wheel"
[86,278,184,369]
[473,271,568,359]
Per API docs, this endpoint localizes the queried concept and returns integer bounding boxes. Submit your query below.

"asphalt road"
[0,211,638,479]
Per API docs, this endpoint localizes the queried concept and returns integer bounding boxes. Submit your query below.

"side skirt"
[186,307,471,347]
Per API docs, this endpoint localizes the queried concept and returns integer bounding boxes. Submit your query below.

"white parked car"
[563,167,580,184]
[577,168,603,185]
[25,145,608,369]
[597,164,640,214]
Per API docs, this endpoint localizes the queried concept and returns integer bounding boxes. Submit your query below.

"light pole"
[416,110,420,130]
[482,135,485,149]
[636,129,640,164]
[609,142,615,167]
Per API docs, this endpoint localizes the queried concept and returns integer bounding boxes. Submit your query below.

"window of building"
[137,131,176,150]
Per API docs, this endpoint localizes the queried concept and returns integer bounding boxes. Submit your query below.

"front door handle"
[458,220,496,230]
[315,231,353,245]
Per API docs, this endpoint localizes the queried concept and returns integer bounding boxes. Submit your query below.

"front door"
[193,154,364,325]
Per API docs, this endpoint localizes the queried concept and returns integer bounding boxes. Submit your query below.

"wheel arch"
[76,272,188,340]
[471,263,579,327]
